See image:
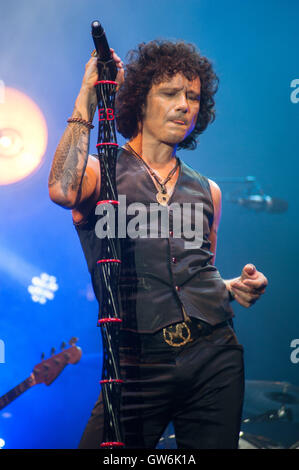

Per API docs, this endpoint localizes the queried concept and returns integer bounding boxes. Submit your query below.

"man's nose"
[175,93,189,112]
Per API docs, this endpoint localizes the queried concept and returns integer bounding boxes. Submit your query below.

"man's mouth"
[171,119,187,126]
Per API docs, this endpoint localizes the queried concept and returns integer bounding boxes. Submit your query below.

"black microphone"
[91,20,117,80]
[236,194,288,213]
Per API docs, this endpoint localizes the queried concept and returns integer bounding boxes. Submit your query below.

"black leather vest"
[74,147,234,333]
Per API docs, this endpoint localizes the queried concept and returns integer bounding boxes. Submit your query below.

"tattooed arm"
[48,51,124,209]
[48,55,99,208]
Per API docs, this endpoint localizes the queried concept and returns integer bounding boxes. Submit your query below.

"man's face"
[141,73,201,146]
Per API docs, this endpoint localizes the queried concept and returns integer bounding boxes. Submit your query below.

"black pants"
[78,321,245,449]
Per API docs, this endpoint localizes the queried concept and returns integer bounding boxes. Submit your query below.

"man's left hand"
[230,264,268,308]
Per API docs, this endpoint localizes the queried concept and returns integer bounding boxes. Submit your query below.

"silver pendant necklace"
[124,143,179,206]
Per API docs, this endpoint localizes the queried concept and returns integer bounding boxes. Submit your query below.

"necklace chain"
[124,143,179,195]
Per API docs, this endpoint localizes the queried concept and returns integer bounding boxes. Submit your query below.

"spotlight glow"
[0,135,12,148]
[0,87,48,185]
[28,273,58,304]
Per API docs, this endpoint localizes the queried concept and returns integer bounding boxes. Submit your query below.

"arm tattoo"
[48,102,96,201]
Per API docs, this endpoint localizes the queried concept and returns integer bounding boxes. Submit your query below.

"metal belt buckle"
[163,321,193,347]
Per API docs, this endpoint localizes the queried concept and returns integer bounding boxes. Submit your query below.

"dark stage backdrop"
[0,0,298,449]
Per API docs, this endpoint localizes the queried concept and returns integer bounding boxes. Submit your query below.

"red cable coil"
[100,441,125,447]
[97,259,121,264]
[97,318,122,324]
[100,379,124,384]
[94,80,118,86]
[96,142,118,147]
[96,199,119,205]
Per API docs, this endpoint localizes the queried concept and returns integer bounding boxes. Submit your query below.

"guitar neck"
[0,343,81,412]
[0,375,35,410]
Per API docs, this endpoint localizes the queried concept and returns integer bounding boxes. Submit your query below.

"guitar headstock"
[32,338,82,385]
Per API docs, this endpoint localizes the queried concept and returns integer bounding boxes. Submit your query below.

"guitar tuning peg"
[50,347,56,356]
[41,352,45,360]
[60,341,67,350]
[69,337,78,346]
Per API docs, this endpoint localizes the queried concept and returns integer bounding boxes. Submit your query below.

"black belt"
[162,318,231,347]
[119,318,231,351]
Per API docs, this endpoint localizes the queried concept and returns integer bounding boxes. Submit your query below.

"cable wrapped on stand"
[91,20,124,449]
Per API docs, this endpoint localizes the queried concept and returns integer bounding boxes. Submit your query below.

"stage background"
[0,0,298,449]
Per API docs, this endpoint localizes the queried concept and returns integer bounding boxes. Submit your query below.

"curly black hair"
[115,39,219,150]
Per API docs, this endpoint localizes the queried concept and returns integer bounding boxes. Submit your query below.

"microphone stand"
[209,176,288,213]
[91,21,124,449]
[209,176,264,204]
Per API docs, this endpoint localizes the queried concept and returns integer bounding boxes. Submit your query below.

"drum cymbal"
[238,432,284,449]
[289,440,299,449]
[243,380,299,422]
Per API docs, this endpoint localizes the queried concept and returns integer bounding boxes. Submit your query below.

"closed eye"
[188,94,200,101]
[163,92,200,101]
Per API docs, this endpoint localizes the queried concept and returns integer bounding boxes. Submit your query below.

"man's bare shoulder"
[207,178,221,195]
[207,178,222,205]
[207,178,222,228]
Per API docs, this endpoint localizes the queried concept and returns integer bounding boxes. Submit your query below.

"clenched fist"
[81,48,125,94]
[229,264,268,308]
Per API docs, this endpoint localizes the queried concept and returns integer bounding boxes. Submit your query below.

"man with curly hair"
[48,40,268,449]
